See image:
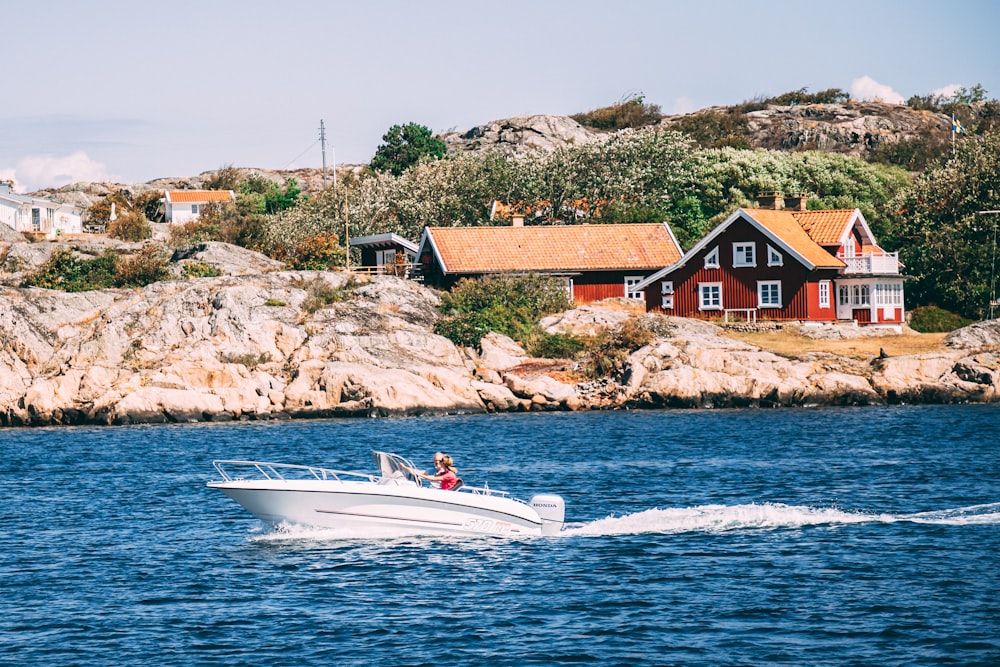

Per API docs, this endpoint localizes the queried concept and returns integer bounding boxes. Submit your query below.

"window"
[767,244,783,267]
[733,242,756,267]
[839,285,850,306]
[698,283,722,310]
[660,281,674,309]
[625,276,644,299]
[376,249,398,268]
[757,281,781,308]
[852,284,870,306]
[819,280,831,308]
[31,208,41,231]
[875,282,903,306]
[191,204,200,214]
[704,246,719,269]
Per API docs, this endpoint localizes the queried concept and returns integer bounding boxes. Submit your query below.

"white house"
[163,190,236,224]
[0,182,83,239]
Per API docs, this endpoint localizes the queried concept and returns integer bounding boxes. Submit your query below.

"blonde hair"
[440,454,457,473]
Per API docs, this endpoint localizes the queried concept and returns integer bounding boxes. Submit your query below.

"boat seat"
[450,478,464,491]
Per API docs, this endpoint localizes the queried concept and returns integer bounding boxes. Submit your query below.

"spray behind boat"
[529,494,566,534]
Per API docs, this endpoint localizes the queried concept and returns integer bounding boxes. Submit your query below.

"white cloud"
[13,152,110,192]
[932,83,963,100]
[850,76,905,105]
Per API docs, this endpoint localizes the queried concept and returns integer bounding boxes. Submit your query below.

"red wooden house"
[414,221,683,304]
[635,194,905,327]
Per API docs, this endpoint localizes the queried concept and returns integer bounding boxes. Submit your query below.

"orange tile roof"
[167,190,234,203]
[427,223,682,273]
[789,209,855,246]
[743,209,845,269]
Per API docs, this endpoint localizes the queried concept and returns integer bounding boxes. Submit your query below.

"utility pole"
[319,120,328,188]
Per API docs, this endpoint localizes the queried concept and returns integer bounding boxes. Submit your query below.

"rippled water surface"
[3,405,999,666]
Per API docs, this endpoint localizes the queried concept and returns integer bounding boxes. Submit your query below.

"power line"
[281,139,319,170]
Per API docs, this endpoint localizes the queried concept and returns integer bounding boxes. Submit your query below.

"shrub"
[522,328,589,359]
[434,273,573,348]
[22,249,118,291]
[762,87,850,106]
[287,232,345,271]
[108,210,153,241]
[219,351,272,369]
[115,245,171,288]
[670,109,750,148]
[21,245,170,292]
[908,305,973,333]
[571,95,663,130]
[297,275,360,313]
[583,318,655,378]
[182,261,222,279]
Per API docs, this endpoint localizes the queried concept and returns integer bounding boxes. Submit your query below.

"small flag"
[952,114,965,134]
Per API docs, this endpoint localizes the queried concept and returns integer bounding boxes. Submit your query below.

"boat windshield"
[372,451,422,486]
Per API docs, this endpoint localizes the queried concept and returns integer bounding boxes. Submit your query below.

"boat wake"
[562,501,1000,537]
[240,502,1000,543]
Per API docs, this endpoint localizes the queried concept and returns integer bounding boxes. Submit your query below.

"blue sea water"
[2,404,998,666]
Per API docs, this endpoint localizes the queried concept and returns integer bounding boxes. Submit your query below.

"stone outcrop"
[442,115,602,157]
[1,245,999,426]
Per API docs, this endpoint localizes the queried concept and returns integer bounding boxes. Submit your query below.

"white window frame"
[757,280,782,308]
[698,282,722,311]
[819,280,831,308]
[839,284,850,306]
[660,281,674,309]
[767,244,783,267]
[625,275,644,300]
[733,242,756,267]
[562,276,574,303]
[704,246,720,269]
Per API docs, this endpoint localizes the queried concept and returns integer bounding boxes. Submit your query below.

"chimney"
[512,215,524,227]
[757,192,784,210]
[0,181,11,195]
[785,193,808,211]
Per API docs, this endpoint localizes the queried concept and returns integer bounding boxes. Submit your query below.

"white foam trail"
[241,503,1000,542]
[562,502,1000,537]
[248,521,418,543]
[902,502,1000,526]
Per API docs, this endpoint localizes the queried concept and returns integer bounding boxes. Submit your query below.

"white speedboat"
[208,451,566,537]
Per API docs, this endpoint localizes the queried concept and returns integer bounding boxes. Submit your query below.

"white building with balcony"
[793,204,905,328]
[0,181,83,239]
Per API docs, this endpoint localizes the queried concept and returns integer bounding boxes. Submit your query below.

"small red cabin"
[414,222,683,305]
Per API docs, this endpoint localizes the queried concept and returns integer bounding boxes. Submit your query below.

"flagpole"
[952,114,956,157]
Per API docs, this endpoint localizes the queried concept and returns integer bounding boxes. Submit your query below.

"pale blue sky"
[2,0,997,192]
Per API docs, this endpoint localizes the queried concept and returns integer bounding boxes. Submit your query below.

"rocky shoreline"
[2,241,999,427]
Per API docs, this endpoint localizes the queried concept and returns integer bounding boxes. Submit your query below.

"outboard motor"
[529,494,565,535]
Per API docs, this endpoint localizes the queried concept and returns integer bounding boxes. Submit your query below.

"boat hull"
[209,479,545,537]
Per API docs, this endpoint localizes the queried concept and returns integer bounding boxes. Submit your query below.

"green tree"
[370,122,447,176]
[890,130,1000,319]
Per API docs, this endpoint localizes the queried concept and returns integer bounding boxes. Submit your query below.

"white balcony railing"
[838,251,900,275]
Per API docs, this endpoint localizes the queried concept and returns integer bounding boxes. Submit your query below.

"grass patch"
[908,305,973,333]
[723,328,947,360]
